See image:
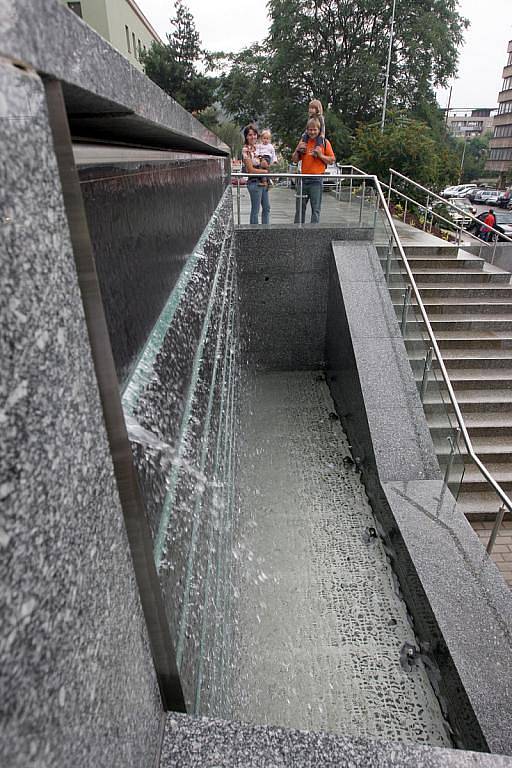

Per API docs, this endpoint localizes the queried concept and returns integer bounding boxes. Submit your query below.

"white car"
[441,183,476,198]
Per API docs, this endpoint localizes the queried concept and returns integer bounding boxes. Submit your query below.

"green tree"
[266,0,467,130]
[217,45,272,126]
[351,116,458,188]
[141,1,217,113]
[459,132,491,182]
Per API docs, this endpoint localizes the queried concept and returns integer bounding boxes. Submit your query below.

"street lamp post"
[381,0,397,133]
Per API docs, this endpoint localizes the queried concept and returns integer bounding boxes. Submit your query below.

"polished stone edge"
[159,714,512,767]
[326,242,512,755]
[0,0,228,155]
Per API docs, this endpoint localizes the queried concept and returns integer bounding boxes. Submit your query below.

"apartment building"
[446,108,495,138]
[486,40,512,181]
[62,0,162,71]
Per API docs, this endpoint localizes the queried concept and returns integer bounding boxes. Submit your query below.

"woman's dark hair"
[243,123,259,143]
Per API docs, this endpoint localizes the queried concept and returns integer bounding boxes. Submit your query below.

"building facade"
[61,0,162,71]
[446,108,495,138]
[486,40,512,181]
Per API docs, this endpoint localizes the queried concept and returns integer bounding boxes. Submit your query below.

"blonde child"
[298,100,326,154]
[255,129,277,186]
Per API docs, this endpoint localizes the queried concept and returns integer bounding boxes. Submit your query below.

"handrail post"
[385,235,393,282]
[349,168,353,207]
[423,194,429,231]
[359,180,366,224]
[403,199,408,223]
[387,170,392,209]
[236,180,241,226]
[443,427,461,491]
[487,503,507,554]
[420,346,434,403]
[400,284,412,335]
[491,234,498,265]
[457,223,462,245]
[373,188,379,229]
[299,177,303,226]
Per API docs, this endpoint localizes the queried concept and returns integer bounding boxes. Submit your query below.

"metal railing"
[231,166,373,227]
[385,168,512,259]
[231,167,512,553]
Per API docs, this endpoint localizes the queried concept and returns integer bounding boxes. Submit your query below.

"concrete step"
[408,349,512,369]
[414,298,512,315]
[434,435,512,464]
[420,316,512,332]
[457,490,512,521]
[427,413,512,437]
[415,369,512,391]
[389,270,511,285]
[390,284,512,298]
[423,389,512,413]
[402,244,461,258]
[453,464,512,493]
[379,255,486,270]
[405,331,512,350]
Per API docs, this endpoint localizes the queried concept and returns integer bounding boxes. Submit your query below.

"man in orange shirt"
[292,117,336,223]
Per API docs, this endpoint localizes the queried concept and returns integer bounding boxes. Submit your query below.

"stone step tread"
[424,389,512,403]
[422,368,512,381]
[425,314,512,323]
[457,491,511,513]
[406,330,512,341]
[427,413,512,428]
[415,297,512,306]
[403,283,512,291]
[411,348,512,359]
[459,465,512,483]
[434,436,512,455]
[407,268,507,276]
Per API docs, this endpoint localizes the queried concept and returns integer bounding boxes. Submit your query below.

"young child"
[255,129,277,186]
[298,100,325,154]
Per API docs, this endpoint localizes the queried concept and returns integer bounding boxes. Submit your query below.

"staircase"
[382,243,512,532]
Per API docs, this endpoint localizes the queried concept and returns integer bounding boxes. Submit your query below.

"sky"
[137,0,511,111]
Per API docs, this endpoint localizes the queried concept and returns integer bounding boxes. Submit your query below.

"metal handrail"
[230,167,512,551]
[379,181,493,253]
[388,168,512,248]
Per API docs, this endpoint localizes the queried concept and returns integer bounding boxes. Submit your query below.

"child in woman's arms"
[256,129,277,186]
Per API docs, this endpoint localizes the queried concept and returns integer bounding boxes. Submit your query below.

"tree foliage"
[141,1,216,113]
[351,116,459,188]
[215,0,467,160]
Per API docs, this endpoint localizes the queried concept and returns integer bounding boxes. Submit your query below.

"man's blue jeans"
[248,180,270,224]
[294,178,323,224]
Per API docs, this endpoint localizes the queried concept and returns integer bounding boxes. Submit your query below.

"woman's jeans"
[294,177,323,224]
[248,180,270,224]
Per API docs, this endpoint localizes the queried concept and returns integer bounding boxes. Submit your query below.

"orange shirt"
[301,138,335,175]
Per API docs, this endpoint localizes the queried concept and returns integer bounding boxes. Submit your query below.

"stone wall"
[0,61,163,768]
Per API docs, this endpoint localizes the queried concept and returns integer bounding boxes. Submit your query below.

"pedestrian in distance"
[480,208,497,242]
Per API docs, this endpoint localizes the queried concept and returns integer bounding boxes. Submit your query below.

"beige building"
[61,0,163,71]
[446,108,495,138]
[486,40,512,181]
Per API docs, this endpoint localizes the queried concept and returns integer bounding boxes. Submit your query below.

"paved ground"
[228,371,451,746]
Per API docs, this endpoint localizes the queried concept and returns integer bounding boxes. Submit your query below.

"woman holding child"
[241,124,271,225]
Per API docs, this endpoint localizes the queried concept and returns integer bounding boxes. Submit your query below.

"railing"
[385,168,512,257]
[231,167,512,553]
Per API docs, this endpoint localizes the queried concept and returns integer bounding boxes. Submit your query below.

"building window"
[502,76,512,91]
[67,2,82,17]
[494,125,512,139]
[489,148,512,162]
[125,25,130,52]
[498,101,512,115]
[132,32,137,58]
[138,39,142,58]
[508,52,512,66]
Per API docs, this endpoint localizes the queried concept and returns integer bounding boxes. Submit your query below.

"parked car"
[441,183,476,198]
[428,199,475,229]
[469,188,499,204]
[323,163,342,186]
[467,210,512,240]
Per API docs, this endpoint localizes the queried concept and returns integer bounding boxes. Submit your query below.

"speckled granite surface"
[160,715,512,767]
[0,61,163,767]
[0,0,228,155]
